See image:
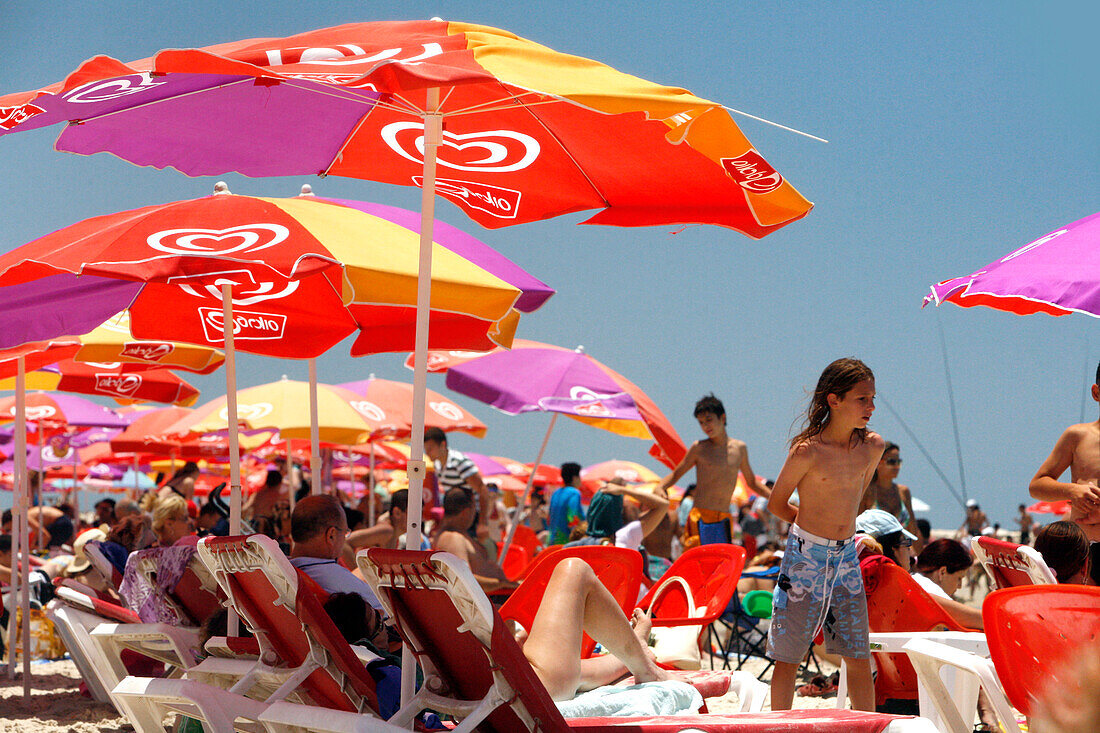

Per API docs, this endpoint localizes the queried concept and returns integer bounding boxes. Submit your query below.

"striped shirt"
[436,449,480,494]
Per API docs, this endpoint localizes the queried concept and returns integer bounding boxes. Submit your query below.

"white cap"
[966,499,978,508]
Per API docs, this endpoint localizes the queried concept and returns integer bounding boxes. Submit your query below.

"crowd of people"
[1,356,1098,722]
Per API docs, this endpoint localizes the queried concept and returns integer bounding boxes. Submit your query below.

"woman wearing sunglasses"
[861,442,924,552]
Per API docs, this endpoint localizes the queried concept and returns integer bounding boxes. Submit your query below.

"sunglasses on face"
[884,458,902,466]
[898,537,913,547]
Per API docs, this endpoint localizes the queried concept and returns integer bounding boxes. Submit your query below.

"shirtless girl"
[657,394,769,549]
[767,358,884,711]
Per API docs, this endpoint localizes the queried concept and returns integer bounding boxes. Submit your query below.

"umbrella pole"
[401,85,442,711]
[7,357,26,682]
[17,358,31,694]
[367,443,376,526]
[500,413,558,562]
[221,284,242,637]
[308,358,321,495]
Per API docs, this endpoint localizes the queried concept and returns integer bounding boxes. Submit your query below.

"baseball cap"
[965,499,979,508]
[855,509,918,541]
[66,527,107,575]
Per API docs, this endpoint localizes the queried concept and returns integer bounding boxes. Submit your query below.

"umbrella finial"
[299,184,315,197]
[430,16,444,21]
[574,345,585,354]
[213,181,231,195]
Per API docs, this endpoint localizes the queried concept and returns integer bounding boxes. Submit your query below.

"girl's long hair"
[791,358,874,448]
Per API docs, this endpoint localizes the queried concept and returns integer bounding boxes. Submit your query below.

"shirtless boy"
[434,488,517,594]
[1029,363,1100,541]
[657,394,769,549]
[1029,362,1100,581]
[767,358,884,711]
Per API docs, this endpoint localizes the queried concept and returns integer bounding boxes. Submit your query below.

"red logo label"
[0,103,45,131]
[94,374,143,397]
[575,401,611,417]
[198,307,287,342]
[721,150,784,194]
[120,342,175,362]
[416,177,521,220]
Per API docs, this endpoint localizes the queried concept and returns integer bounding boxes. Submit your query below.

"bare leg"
[523,558,670,700]
[770,660,798,710]
[843,657,874,711]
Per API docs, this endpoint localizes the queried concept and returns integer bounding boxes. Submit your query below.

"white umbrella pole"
[401,85,442,711]
[308,358,321,495]
[221,284,241,637]
[367,443,376,526]
[500,413,558,562]
[132,456,139,497]
[7,357,26,682]
[17,357,30,694]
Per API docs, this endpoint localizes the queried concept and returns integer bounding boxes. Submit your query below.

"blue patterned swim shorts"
[766,524,869,663]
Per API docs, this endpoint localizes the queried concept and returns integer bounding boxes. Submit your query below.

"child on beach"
[656,394,769,549]
[766,358,884,711]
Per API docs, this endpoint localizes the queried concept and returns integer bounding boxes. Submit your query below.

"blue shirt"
[548,485,584,545]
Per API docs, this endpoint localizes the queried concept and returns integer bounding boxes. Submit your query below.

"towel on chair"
[557,680,703,718]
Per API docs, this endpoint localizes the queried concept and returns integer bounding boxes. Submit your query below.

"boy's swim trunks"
[681,506,734,549]
[766,524,869,663]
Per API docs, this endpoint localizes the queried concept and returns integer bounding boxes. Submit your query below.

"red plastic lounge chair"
[862,556,977,707]
[356,548,935,733]
[124,545,223,626]
[500,545,643,658]
[112,534,390,733]
[971,536,1056,589]
[905,584,1100,733]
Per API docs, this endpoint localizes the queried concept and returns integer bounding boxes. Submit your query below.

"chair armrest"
[90,622,204,669]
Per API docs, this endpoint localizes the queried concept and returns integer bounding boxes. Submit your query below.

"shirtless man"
[434,488,516,594]
[1029,363,1100,583]
[243,469,290,524]
[656,394,769,549]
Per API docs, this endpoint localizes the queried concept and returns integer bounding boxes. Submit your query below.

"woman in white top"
[910,538,982,629]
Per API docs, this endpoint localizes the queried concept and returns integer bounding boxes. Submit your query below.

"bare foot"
[631,608,653,643]
[628,609,672,684]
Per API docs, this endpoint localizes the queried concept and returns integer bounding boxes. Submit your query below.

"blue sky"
[1,2,1097,529]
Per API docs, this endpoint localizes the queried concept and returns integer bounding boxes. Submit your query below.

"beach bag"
[4,607,67,662]
[646,576,704,670]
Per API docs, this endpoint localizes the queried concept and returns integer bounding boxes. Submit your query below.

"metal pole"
[221,283,241,638]
[367,443,376,526]
[401,85,441,712]
[7,357,26,681]
[17,357,31,694]
[499,413,558,562]
[308,358,322,495]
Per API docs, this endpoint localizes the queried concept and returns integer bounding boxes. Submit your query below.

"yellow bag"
[4,607,68,662]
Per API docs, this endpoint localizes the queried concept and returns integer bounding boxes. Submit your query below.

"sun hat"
[855,509,918,541]
[65,527,107,575]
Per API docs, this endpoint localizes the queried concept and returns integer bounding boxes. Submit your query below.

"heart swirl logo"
[147,223,289,257]
[381,122,541,173]
[429,401,463,421]
[63,73,165,104]
[350,400,386,422]
[219,402,274,423]
[94,373,143,397]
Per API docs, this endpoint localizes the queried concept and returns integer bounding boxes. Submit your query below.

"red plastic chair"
[509,523,545,558]
[862,555,976,706]
[499,545,642,658]
[635,544,747,626]
[984,584,1100,717]
[972,535,1056,589]
[495,541,530,582]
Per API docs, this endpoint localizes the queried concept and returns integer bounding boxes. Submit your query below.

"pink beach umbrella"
[925,211,1100,316]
